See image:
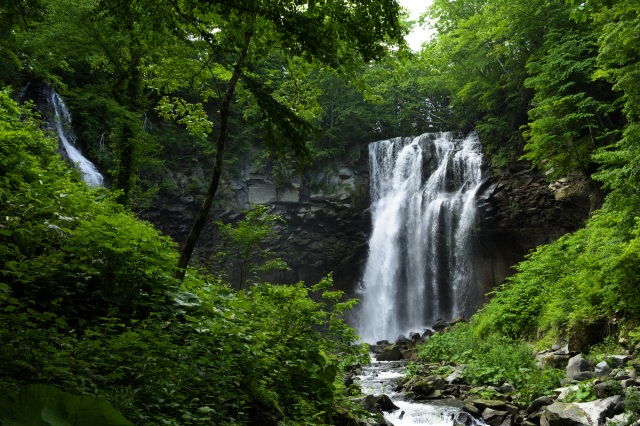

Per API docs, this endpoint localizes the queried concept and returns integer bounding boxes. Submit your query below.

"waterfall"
[357,132,484,343]
[49,91,104,187]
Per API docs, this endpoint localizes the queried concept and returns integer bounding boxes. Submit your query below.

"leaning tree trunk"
[174,30,253,282]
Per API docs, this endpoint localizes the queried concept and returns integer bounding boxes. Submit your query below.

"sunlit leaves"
[522,26,621,179]
[156,97,213,138]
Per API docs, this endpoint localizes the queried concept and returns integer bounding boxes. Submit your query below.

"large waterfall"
[357,132,484,343]
[50,91,104,187]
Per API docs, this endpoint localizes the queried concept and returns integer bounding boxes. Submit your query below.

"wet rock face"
[475,162,599,293]
[138,144,372,293]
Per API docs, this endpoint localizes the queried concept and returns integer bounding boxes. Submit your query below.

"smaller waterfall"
[50,91,104,187]
[357,132,484,343]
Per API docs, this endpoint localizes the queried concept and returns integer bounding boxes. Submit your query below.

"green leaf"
[0,385,133,426]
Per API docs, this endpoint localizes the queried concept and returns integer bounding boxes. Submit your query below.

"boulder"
[377,345,403,361]
[367,394,400,413]
[541,402,590,426]
[499,383,516,394]
[352,394,399,425]
[620,379,639,388]
[552,341,572,355]
[450,316,467,326]
[537,351,573,369]
[424,389,443,399]
[567,355,595,381]
[614,371,632,380]
[593,382,620,399]
[595,362,611,377]
[463,403,481,417]
[576,396,622,426]
[605,413,634,426]
[605,356,630,368]
[454,411,480,426]
[432,319,449,332]
[409,332,423,343]
[470,399,507,411]
[361,414,394,426]
[527,396,554,414]
[501,415,513,426]
[447,365,467,384]
[482,408,509,426]
[569,372,597,382]
[404,375,446,398]
[505,405,519,416]
[395,335,411,346]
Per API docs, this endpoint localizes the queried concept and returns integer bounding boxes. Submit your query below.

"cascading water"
[357,358,485,426]
[49,91,104,187]
[357,132,484,343]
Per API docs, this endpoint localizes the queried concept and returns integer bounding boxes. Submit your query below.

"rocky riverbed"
[343,321,639,426]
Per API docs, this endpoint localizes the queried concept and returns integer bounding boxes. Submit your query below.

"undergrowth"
[419,324,563,405]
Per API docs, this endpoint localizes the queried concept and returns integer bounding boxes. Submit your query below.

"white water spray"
[357,133,483,343]
[357,358,486,426]
[50,91,104,187]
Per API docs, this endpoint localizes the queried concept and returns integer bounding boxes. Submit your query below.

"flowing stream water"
[50,91,104,187]
[356,133,484,343]
[357,357,484,426]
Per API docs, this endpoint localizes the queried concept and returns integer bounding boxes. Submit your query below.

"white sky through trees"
[398,0,434,50]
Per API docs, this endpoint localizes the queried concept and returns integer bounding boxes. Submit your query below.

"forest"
[1,0,640,424]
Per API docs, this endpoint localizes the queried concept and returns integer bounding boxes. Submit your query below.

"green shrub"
[471,206,640,348]
[564,383,597,403]
[419,324,563,404]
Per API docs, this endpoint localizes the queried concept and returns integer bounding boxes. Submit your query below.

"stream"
[356,358,485,426]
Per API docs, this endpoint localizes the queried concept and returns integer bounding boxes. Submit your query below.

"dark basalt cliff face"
[139,143,599,299]
[474,162,602,301]
[138,144,373,295]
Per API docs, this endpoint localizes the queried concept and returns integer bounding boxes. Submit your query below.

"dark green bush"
[0,91,366,425]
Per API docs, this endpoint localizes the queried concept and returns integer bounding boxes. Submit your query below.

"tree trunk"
[115,124,135,206]
[115,59,141,207]
[174,30,253,281]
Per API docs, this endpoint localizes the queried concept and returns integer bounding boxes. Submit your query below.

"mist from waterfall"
[356,132,484,343]
[50,91,104,187]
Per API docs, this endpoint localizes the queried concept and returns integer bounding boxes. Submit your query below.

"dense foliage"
[446,0,640,347]
[412,1,640,399]
[3,0,640,421]
[0,90,368,424]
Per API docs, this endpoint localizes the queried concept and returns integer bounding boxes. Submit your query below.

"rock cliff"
[139,138,599,299]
